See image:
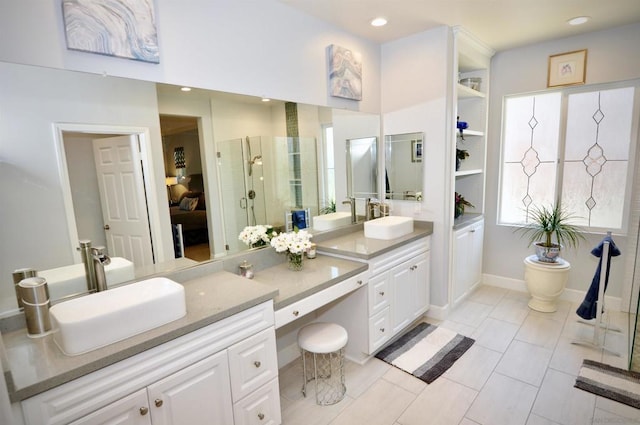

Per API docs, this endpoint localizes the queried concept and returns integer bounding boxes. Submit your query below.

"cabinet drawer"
[69,389,150,425]
[368,307,391,353]
[368,273,389,315]
[233,378,281,425]
[228,328,278,402]
[275,271,368,329]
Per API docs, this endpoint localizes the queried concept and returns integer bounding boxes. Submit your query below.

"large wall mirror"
[384,132,424,201]
[346,137,378,199]
[0,60,380,315]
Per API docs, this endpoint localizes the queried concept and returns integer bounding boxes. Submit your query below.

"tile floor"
[278,285,637,425]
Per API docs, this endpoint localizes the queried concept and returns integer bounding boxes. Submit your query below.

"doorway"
[160,115,210,262]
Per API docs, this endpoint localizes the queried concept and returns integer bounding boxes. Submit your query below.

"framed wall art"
[411,139,422,163]
[328,44,363,101]
[547,49,587,87]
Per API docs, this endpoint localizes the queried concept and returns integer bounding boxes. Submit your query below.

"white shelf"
[455,169,483,177]
[457,84,485,99]
[456,129,484,137]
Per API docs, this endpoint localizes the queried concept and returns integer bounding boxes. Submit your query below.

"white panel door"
[69,389,151,425]
[93,136,153,266]
[146,350,234,425]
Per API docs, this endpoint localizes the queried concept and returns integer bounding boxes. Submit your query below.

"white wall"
[484,23,640,299]
[0,0,381,114]
[381,26,452,306]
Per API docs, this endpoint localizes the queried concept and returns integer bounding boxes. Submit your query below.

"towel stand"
[572,232,621,356]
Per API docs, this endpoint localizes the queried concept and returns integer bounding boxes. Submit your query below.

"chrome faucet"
[78,240,111,292]
[92,246,111,292]
[366,198,380,221]
[342,197,357,224]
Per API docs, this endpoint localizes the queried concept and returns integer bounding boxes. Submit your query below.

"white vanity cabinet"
[366,236,431,353]
[452,219,484,307]
[21,301,280,425]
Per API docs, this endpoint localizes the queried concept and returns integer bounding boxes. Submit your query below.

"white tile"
[344,357,390,398]
[279,359,306,401]
[496,340,553,386]
[398,377,477,425]
[472,317,520,353]
[438,319,476,337]
[330,379,415,425]
[548,337,602,376]
[532,368,596,425]
[469,285,508,306]
[529,300,572,323]
[516,314,564,349]
[489,295,531,325]
[466,373,538,425]
[525,413,562,424]
[447,300,493,328]
[443,344,502,390]
[281,392,353,425]
[460,419,481,425]
[381,365,427,395]
[593,408,634,424]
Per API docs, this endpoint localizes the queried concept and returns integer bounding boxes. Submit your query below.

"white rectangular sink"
[364,216,414,240]
[39,257,135,300]
[50,277,186,356]
[313,211,352,231]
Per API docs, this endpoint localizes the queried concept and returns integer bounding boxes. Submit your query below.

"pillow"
[179,197,199,211]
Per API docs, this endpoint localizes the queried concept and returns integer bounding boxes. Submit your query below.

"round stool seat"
[298,322,348,353]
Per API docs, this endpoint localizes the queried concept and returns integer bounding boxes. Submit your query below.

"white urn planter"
[523,255,571,312]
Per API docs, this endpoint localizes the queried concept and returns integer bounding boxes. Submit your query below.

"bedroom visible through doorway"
[160,115,211,262]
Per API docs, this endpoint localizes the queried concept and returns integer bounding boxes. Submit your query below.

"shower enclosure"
[217,135,319,253]
[218,136,268,253]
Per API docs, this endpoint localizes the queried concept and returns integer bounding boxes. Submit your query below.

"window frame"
[497,79,640,234]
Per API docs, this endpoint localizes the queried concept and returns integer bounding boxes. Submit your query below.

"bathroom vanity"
[1,221,433,425]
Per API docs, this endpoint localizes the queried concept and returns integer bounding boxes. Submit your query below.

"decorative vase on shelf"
[287,252,304,271]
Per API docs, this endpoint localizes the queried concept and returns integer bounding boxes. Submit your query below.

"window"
[499,83,638,232]
[319,125,336,208]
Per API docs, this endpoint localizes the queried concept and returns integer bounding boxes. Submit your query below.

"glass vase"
[287,252,303,271]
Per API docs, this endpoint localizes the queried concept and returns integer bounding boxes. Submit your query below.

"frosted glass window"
[499,84,636,231]
[499,92,561,224]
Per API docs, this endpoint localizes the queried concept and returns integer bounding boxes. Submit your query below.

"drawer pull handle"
[155,399,163,408]
[293,310,299,316]
[258,413,265,420]
[139,407,149,416]
[357,280,363,285]
[379,291,385,296]
[254,361,261,368]
[380,328,385,333]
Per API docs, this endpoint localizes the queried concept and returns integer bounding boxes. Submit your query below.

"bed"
[169,175,209,247]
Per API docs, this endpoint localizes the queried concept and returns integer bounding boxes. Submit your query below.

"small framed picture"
[547,49,587,87]
[411,139,422,163]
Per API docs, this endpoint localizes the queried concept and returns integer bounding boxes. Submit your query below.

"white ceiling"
[279,0,640,51]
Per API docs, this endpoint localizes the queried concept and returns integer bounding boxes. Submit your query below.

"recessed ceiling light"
[180,87,192,92]
[568,16,590,26]
[370,17,387,27]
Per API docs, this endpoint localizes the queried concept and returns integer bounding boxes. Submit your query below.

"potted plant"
[515,204,584,263]
[454,192,474,219]
[456,148,469,171]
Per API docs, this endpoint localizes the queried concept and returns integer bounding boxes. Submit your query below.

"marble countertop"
[2,270,277,402]
[315,220,433,260]
[1,252,368,403]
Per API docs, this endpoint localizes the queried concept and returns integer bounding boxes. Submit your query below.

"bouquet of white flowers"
[238,225,276,248]
[270,230,313,270]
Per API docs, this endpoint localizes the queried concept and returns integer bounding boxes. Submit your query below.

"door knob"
[103,224,110,230]
[254,361,261,368]
[154,399,163,407]
[139,406,149,416]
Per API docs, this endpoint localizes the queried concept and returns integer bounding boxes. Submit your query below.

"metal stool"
[297,322,348,405]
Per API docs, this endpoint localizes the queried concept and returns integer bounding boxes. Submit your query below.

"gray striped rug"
[375,322,474,384]
[575,359,640,409]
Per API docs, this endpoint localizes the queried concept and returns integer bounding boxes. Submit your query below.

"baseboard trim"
[425,304,449,321]
[482,273,622,312]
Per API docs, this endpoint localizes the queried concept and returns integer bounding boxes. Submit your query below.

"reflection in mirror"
[346,137,378,199]
[0,60,379,316]
[385,132,424,201]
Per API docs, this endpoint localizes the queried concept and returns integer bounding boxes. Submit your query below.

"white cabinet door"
[411,251,430,319]
[147,350,233,425]
[452,220,484,307]
[69,389,151,425]
[390,261,413,334]
[228,328,278,402]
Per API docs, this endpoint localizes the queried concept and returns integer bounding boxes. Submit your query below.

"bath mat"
[375,322,474,384]
[575,359,640,409]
